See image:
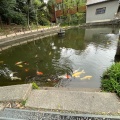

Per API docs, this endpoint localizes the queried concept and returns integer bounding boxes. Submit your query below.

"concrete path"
[26,89,120,114]
[0,84,32,102]
[0,84,120,117]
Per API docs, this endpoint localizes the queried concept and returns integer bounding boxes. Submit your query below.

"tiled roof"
[86,0,109,5]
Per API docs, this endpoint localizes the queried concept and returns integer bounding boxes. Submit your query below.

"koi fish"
[49,52,51,55]
[25,69,29,72]
[15,61,23,65]
[58,74,71,79]
[72,70,85,77]
[36,71,43,75]
[35,55,38,58]
[10,72,17,77]
[17,65,23,68]
[66,74,71,79]
[23,61,29,65]
[73,68,80,73]
[11,76,21,80]
[80,76,92,80]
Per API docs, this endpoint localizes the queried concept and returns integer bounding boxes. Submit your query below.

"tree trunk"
[8,18,11,25]
[0,16,3,28]
[36,9,38,26]
[77,4,79,12]
[62,0,64,15]
[27,7,30,30]
[27,0,31,30]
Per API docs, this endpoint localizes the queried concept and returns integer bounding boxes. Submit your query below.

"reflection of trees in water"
[54,28,86,51]
[56,78,72,87]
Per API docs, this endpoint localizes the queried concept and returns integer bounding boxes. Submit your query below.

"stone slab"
[0,108,120,120]
[0,84,32,102]
[26,90,120,114]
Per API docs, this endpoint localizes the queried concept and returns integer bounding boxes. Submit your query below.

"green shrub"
[101,62,120,97]
[32,82,39,89]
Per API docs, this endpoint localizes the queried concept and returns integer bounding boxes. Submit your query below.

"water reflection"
[0,26,119,88]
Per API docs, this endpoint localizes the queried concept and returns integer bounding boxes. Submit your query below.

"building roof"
[86,0,111,5]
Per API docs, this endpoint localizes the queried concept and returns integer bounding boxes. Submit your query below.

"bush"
[101,63,120,97]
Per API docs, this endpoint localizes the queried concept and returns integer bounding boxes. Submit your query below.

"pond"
[0,26,119,88]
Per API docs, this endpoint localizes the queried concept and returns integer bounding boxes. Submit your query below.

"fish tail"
[81,70,85,73]
[80,78,84,80]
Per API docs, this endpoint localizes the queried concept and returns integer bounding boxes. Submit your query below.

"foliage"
[60,12,86,26]
[47,0,86,25]
[0,0,50,26]
[0,0,16,24]
[101,63,120,97]
[12,12,27,25]
[32,82,39,89]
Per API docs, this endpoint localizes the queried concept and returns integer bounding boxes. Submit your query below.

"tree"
[47,0,57,22]
[0,0,16,24]
[33,0,47,26]
[76,0,86,12]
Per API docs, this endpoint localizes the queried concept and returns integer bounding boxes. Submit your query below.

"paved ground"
[26,90,120,114]
[0,84,32,102]
[0,84,120,119]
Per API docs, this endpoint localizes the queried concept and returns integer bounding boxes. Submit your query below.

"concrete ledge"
[0,84,32,102]
[0,26,60,50]
[26,90,120,114]
[40,87,101,92]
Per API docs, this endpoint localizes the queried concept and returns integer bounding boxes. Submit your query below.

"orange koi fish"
[36,71,43,75]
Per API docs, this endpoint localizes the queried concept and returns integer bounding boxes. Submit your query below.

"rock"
[20,106,25,109]
[0,103,4,110]
[6,102,11,108]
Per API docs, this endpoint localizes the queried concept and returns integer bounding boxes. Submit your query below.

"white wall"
[86,1,119,23]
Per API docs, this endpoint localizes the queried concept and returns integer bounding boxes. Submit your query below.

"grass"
[21,100,27,106]
[32,82,39,89]
[101,62,120,97]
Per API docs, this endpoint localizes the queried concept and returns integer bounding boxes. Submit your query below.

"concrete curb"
[0,26,60,50]
[0,108,120,120]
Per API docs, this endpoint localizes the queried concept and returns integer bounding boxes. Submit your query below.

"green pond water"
[0,26,119,88]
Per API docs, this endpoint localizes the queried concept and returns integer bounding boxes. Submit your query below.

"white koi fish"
[58,74,71,79]
[73,68,80,73]
[10,72,17,77]
[11,76,21,80]
[80,76,92,80]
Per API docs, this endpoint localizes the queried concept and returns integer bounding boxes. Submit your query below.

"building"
[51,0,86,23]
[86,0,120,23]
